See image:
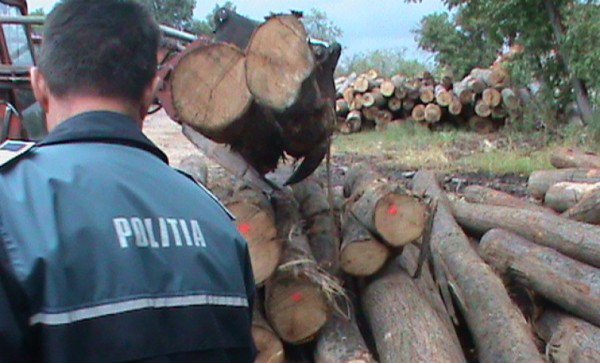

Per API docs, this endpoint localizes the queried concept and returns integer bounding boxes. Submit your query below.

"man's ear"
[139,75,161,122]
[30,67,50,113]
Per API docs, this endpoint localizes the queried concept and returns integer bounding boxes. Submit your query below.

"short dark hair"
[38,0,160,103]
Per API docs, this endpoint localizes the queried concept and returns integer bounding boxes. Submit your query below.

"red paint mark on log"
[388,204,398,216]
[291,292,303,303]
[239,223,252,235]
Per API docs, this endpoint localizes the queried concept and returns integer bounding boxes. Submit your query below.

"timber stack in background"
[334,66,525,134]
[180,152,600,363]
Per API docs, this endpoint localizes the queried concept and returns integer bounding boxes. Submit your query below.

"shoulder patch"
[0,140,35,169]
[175,168,236,221]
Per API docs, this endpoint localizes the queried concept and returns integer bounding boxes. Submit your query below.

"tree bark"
[463,185,553,214]
[551,147,600,169]
[412,171,542,363]
[528,169,600,199]
[452,200,600,268]
[544,182,600,212]
[535,309,600,363]
[314,312,376,363]
[265,192,329,344]
[563,187,600,225]
[362,263,467,363]
[480,229,600,326]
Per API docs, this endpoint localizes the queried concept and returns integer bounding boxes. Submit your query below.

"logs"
[563,186,600,224]
[225,186,281,284]
[535,309,600,363]
[412,171,543,363]
[314,313,375,363]
[265,193,329,344]
[362,264,467,363]
[245,15,315,112]
[550,147,600,169]
[253,301,285,363]
[463,185,552,214]
[527,169,600,199]
[171,43,252,143]
[544,182,600,212]
[480,229,600,326]
[452,201,600,268]
[424,103,442,123]
[344,166,427,248]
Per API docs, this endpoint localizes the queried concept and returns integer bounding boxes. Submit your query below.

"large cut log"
[171,42,252,143]
[361,89,385,108]
[535,309,600,363]
[482,88,502,107]
[335,99,350,117]
[448,96,463,116]
[265,193,329,344]
[344,166,427,247]
[380,79,395,97]
[353,76,371,93]
[464,185,553,214]
[362,263,467,363]
[551,147,600,169]
[411,104,426,122]
[453,80,474,104]
[419,87,435,103]
[225,186,281,284]
[402,98,415,112]
[435,85,452,106]
[474,99,492,117]
[292,178,340,275]
[412,171,544,363]
[480,229,600,326]
[343,87,355,104]
[563,187,600,224]
[470,68,507,87]
[253,300,285,363]
[528,168,600,199]
[387,97,403,112]
[452,200,600,268]
[466,76,486,94]
[544,182,600,212]
[346,110,362,133]
[424,103,442,123]
[245,15,315,112]
[340,206,390,276]
[314,312,375,363]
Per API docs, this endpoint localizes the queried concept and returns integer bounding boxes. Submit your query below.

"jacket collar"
[37,111,169,164]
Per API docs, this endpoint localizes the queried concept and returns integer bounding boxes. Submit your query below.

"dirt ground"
[143,110,529,196]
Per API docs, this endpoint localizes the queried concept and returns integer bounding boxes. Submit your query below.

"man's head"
[31,0,161,129]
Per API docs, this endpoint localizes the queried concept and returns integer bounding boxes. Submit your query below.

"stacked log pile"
[192,148,600,362]
[334,67,522,134]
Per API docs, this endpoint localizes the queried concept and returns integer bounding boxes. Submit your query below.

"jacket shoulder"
[0,141,35,170]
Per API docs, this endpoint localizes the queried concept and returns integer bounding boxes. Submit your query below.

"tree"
[413,12,499,79]
[187,1,237,35]
[337,48,428,77]
[301,8,343,43]
[135,0,195,30]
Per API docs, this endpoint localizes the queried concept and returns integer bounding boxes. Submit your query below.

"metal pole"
[0,15,197,42]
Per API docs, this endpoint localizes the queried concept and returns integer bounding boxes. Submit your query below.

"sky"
[27,0,448,62]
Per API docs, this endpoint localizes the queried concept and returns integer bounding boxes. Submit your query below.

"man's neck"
[46,96,142,132]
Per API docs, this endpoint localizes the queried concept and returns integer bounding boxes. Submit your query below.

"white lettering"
[167,218,183,246]
[131,218,149,247]
[179,219,194,246]
[191,220,207,248]
[113,218,132,248]
[144,218,160,248]
[159,218,170,247]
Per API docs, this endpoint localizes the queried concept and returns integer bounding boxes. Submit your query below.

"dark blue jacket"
[0,111,255,362]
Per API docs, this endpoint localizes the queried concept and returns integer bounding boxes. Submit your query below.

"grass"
[331,122,582,176]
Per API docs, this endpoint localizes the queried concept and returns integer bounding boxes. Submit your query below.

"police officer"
[0,0,255,361]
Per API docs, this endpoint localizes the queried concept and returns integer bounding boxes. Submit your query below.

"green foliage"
[301,8,343,43]
[413,11,498,78]
[135,0,196,29]
[337,48,428,77]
